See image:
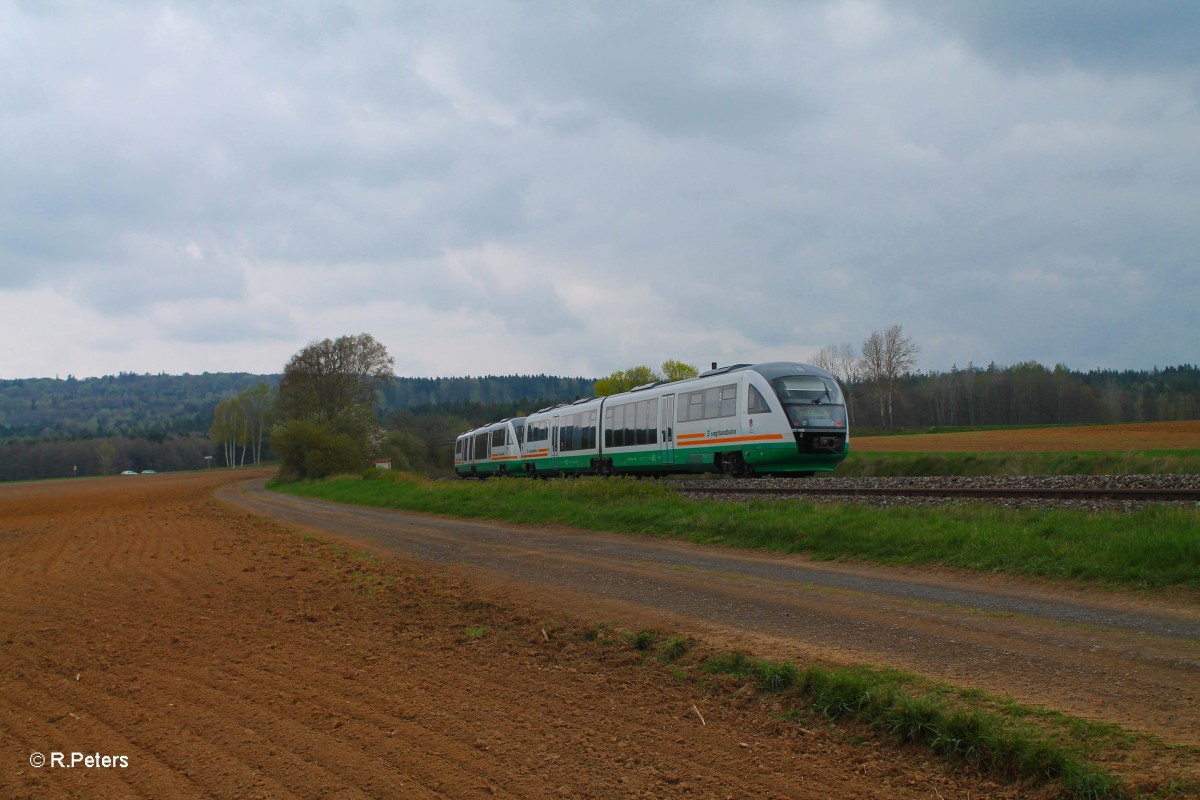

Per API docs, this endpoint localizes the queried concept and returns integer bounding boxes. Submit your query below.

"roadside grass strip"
[272,471,1200,592]
[695,653,1124,800]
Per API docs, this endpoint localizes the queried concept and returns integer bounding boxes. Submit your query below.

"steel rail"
[682,485,1200,502]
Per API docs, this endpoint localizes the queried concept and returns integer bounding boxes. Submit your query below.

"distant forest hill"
[3,364,1200,442]
[0,372,597,441]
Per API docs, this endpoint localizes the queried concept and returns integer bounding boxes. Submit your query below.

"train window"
[774,375,831,400]
[605,401,658,447]
[555,411,588,451]
[491,429,507,449]
[748,385,771,414]
[474,432,488,457]
[638,398,657,443]
[584,411,597,450]
[678,384,737,422]
[718,385,737,417]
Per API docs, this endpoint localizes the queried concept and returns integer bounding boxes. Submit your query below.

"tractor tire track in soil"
[2,470,1195,798]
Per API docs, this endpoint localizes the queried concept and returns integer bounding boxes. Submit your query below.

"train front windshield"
[770,375,847,429]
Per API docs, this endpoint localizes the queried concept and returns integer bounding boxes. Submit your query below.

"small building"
[371,458,392,470]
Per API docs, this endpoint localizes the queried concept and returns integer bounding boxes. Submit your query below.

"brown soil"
[2,471,1195,798]
[853,420,1200,452]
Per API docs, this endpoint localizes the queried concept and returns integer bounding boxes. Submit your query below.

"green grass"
[837,449,1200,477]
[271,471,1200,592]
[695,654,1125,799]
[657,635,690,662]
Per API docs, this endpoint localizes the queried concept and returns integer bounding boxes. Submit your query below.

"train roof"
[620,361,836,395]
[749,361,837,381]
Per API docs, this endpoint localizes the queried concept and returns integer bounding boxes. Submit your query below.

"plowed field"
[852,420,1200,452]
[1,470,1060,799]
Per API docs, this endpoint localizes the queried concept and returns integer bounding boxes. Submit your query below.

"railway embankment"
[673,473,1200,511]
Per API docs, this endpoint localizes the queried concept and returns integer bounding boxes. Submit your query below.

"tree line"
[2,329,1198,483]
[812,325,1199,430]
[0,435,219,483]
[0,371,593,440]
[0,372,273,440]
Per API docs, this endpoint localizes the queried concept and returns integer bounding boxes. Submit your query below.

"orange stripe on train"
[676,434,785,447]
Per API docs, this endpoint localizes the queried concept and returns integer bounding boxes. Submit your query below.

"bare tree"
[859,331,886,426]
[811,343,859,424]
[860,324,919,428]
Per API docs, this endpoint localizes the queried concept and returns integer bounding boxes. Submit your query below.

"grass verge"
[270,471,1200,592]
[694,652,1125,799]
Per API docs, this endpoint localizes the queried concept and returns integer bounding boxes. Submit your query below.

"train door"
[659,394,675,465]
[550,416,561,472]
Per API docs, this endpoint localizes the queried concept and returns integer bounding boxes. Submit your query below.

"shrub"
[272,419,364,479]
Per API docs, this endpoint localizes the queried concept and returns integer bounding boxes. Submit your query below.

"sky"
[2,0,1197,380]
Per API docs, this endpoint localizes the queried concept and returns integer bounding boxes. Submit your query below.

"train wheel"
[718,452,754,478]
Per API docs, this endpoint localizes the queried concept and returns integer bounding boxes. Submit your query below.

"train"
[454,361,848,478]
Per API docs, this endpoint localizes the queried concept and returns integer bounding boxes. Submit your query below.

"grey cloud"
[158,303,298,345]
[446,2,822,142]
[901,0,1200,74]
[1,1,1197,378]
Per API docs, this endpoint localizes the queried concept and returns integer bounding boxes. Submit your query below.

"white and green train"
[454,362,848,479]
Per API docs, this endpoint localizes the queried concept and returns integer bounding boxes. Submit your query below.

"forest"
[0,363,1196,482]
[847,362,1200,429]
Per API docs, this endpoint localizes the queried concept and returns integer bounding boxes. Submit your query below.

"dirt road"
[225,480,1200,744]
[2,470,1196,798]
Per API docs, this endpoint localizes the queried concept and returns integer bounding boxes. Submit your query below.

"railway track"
[671,475,1200,507]
[683,484,1200,502]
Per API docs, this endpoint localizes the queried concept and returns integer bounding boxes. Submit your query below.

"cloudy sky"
[2,1,1197,380]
